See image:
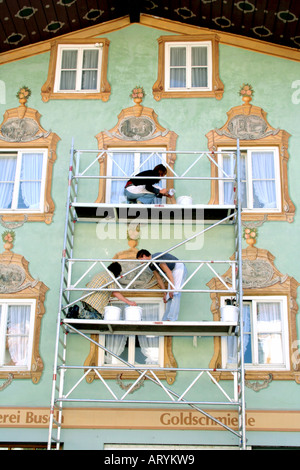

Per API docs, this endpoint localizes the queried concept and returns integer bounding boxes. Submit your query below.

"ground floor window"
[221,296,289,370]
[0,300,35,370]
[98,298,165,367]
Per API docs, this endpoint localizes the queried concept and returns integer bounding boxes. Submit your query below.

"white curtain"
[60,50,77,90]
[223,154,247,207]
[110,152,134,203]
[60,49,99,91]
[0,156,17,209]
[257,302,283,364]
[5,305,30,367]
[227,303,251,364]
[252,151,276,208]
[81,50,99,90]
[138,303,160,365]
[227,302,283,366]
[169,46,207,88]
[191,46,208,87]
[20,153,43,209]
[170,47,186,88]
[105,335,128,364]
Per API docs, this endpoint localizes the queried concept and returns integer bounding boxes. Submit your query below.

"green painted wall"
[0,23,300,449]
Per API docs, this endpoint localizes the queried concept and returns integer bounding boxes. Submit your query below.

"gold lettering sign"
[1,408,300,432]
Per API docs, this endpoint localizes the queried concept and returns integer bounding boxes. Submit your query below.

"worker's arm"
[112,292,137,306]
[159,263,175,299]
[153,264,174,302]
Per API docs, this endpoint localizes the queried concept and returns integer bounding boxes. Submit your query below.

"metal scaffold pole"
[235,139,246,449]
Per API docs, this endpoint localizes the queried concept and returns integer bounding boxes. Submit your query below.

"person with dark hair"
[67,262,137,319]
[136,250,187,321]
[124,164,172,204]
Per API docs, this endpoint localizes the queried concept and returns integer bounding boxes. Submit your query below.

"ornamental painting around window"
[0,98,60,224]
[206,92,295,223]
[0,239,48,383]
[207,245,300,384]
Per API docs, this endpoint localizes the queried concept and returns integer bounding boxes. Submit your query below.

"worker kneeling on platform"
[67,262,137,319]
[124,164,172,204]
[136,249,187,321]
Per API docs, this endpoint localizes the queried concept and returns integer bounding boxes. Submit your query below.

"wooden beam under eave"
[1,13,300,65]
[0,16,131,65]
[140,14,300,63]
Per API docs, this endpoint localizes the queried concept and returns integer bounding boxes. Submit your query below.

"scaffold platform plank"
[71,203,235,223]
[62,319,237,336]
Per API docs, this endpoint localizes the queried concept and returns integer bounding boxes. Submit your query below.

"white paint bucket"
[104,305,121,321]
[221,306,238,322]
[176,195,193,205]
[125,306,142,321]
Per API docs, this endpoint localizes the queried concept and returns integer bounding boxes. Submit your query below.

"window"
[165,42,211,91]
[41,39,111,102]
[153,34,224,100]
[54,44,101,93]
[98,298,165,367]
[0,150,47,213]
[105,148,166,204]
[0,300,35,371]
[218,147,281,212]
[221,296,289,371]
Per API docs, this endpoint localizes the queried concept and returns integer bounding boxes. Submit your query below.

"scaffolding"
[47,142,246,450]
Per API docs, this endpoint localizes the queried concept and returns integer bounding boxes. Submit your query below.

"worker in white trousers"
[136,249,187,321]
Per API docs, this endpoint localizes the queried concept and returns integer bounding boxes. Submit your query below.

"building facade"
[0,14,300,450]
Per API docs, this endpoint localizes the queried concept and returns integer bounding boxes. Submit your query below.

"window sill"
[41,90,110,102]
[0,212,54,224]
[153,89,223,101]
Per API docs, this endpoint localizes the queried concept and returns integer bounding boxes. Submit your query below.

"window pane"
[60,50,77,90]
[61,50,77,69]
[18,153,43,209]
[5,305,31,367]
[227,303,252,364]
[258,334,283,364]
[60,71,76,90]
[0,155,17,209]
[138,303,160,365]
[81,50,99,90]
[110,152,135,204]
[222,153,247,207]
[192,47,207,66]
[81,71,98,89]
[105,335,128,365]
[170,47,186,88]
[251,151,277,209]
[82,49,99,69]
[192,68,207,87]
[191,48,208,87]
[256,302,284,365]
[170,47,186,66]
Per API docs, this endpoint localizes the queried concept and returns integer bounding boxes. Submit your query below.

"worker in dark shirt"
[124,164,171,204]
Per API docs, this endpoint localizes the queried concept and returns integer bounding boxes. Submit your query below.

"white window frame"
[218,146,281,212]
[221,295,290,371]
[105,147,167,204]
[0,149,48,213]
[0,299,36,371]
[54,44,102,93]
[98,297,165,368]
[164,41,212,92]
